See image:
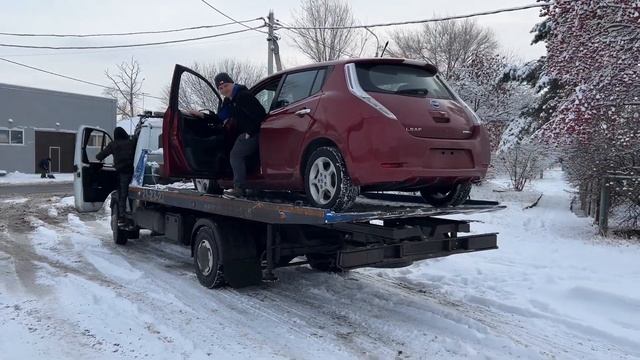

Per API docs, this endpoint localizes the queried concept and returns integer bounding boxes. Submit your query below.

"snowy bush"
[497,141,553,192]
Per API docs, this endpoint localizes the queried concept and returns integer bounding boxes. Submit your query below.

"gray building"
[0,83,116,173]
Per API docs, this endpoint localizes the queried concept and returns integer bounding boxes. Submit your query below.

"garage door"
[34,131,76,173]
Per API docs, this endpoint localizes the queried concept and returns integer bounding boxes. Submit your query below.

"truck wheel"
[420,182,472,207]
[110,195,134,245]
[193,223,225,288]
[306,253,344,272]
[304,147,358,211]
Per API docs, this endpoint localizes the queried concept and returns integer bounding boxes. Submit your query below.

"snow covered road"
[1,169,639,359]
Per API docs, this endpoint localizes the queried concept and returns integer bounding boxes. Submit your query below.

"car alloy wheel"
[309,157,338,205]
[304,146,358,211]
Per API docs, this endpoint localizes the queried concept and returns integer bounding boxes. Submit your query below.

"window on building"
[10,130,23,145]
[0,130,8,144]
[0,128,23,145]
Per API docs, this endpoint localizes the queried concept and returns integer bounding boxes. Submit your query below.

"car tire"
[193,223,225,288]
[304,147,358,211]
[420,182,472,207]
[193,179,224,195]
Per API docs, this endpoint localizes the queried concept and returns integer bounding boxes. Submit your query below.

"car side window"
[254,78,281,113]
[275,70,318,108]
[310,69,326,95]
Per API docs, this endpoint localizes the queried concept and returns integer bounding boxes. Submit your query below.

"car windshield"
[355,64,453,99]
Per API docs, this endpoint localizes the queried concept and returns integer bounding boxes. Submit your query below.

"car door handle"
[294,108,312,117]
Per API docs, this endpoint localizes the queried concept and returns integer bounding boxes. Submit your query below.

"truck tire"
[110,194,137,245]
[193,221,225,288]
[420,182,472,207]
[304,147,358,211]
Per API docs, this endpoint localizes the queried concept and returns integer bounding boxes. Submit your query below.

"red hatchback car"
[163,58,490,210]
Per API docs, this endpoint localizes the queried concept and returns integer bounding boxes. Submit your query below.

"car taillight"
[344,63,397,120]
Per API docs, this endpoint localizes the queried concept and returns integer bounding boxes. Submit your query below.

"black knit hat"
[214,72,234,86]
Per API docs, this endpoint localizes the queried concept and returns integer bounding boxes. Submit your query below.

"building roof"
[0,82,116,103]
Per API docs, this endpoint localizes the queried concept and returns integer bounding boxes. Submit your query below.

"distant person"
[39,157,52,179]
[96,127,136,226]
[191,72,266,196]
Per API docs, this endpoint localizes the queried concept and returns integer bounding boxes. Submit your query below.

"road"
[0,171,639,359]
[0,183,73,197]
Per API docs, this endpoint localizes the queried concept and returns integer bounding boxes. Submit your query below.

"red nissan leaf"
[163,58,491,211]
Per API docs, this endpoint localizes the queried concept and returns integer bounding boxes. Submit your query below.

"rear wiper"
[395,88,429,96]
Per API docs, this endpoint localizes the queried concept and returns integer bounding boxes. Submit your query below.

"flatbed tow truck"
[75,120,504,289]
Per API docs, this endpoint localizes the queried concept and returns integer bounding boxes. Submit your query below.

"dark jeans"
[229,133,258,188]
[118,172,133,217]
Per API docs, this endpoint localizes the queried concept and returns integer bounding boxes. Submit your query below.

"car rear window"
[355,64,453,99]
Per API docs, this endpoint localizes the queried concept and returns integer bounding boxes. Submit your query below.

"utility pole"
[267,11,275,75]
[266,10,282,75]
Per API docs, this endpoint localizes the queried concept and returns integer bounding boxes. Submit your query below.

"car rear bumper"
[345,123,491,188]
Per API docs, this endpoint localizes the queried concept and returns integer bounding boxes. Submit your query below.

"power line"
[0,18,262,38]
[200,0,269,35]
[275,3,550,30]
[0,33,265,57]
[0,57,164,100]
[0,25,266,50]
[276,20,356,58]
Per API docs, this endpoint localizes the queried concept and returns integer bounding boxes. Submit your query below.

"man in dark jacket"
[194,73,266,196]
[96,127,136,225]
[39,157,51,178]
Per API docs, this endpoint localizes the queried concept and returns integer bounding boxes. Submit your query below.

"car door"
[163,64,222,179]
[73,126,118,212]
[260,68,327,180]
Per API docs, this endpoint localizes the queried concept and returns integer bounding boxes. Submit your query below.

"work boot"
[117,217,127,227]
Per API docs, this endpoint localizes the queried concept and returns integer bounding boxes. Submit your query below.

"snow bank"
[0,172,73,185]
[376,169,640,356]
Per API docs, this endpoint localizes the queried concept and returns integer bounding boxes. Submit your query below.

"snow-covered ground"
[0,169,639,359]
[0,172,73,185]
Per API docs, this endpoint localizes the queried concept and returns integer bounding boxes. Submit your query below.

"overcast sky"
[0,0,545,112]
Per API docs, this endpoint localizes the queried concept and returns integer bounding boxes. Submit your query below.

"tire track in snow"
[354,272,638,359]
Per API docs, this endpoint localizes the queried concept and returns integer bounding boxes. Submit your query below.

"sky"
[0,0,546,112]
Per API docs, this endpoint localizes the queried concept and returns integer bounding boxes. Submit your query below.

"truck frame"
[121,185,502,288]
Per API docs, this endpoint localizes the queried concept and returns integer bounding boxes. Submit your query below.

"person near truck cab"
[193,72,266,196]
[96,127,136,226]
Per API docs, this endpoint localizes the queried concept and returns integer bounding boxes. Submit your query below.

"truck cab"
[73,114,164,213]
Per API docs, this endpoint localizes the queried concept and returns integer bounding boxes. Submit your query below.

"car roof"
[254,58,438,87]
[278,57,436,75]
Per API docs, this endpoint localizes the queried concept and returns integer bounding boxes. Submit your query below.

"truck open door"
[74,126,118,212]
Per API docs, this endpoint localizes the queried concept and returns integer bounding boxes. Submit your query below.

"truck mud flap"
[219,224,262,288]
[337,233,498,270]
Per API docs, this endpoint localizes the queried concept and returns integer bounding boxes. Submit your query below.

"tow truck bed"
[123,183,504,288]
[128,185,505,225]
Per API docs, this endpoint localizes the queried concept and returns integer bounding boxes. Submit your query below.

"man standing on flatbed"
[192,73,266,197]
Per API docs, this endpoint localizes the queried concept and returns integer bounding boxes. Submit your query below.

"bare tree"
[498,141,553,191]
[104,57,144,117]
[161,59,265,108]
[290,0,361,61]
[388,19,498,79]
